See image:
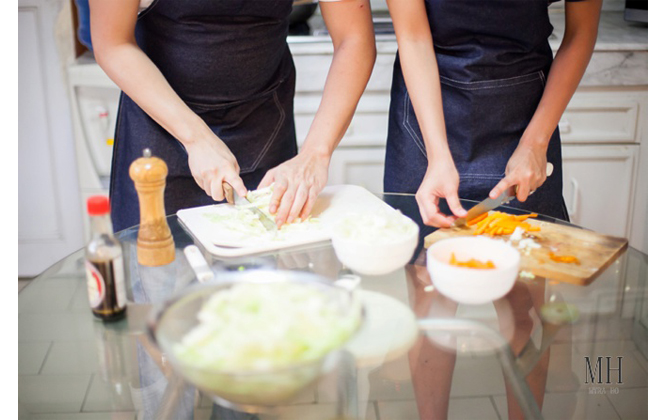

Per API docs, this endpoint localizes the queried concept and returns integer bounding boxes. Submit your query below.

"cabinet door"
[561,145,638,239]
[19,0,84,276]
[327,148,386,194]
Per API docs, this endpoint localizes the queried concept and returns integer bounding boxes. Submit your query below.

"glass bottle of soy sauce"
[85,196,126,321]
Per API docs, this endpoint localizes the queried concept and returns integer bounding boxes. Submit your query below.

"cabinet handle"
[567,178,579,217]
[558,119,571,134]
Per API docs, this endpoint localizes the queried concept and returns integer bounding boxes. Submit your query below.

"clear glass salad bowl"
[147,270,363,411]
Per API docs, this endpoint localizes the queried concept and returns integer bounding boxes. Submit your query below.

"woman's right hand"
[416,159,467,228]
[184,130,247,202]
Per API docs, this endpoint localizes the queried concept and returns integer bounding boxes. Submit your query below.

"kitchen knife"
[453,162,554,227]
[223,182,278,233]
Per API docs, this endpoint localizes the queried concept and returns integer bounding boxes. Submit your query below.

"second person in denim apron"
[385,0,602,226]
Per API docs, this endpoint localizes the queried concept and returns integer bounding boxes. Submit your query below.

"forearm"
[387,0,451,164]
[300,36,376,158]
[522,2,601,150]
[95,44,209,148]
[397,39,451,163]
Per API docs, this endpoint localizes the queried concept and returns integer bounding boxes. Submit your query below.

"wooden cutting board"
[423,218,628,286]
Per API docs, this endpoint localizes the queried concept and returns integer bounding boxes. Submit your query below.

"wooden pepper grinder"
[129,148,175,266]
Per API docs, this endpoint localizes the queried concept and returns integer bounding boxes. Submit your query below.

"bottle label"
[85,256,126,317]
[86,260,106,308]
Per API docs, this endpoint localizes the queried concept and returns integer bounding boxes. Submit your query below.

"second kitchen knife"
[453,162,554,227]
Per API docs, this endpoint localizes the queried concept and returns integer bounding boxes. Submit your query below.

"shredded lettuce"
[202,184,321,244]
[173,282,360,372]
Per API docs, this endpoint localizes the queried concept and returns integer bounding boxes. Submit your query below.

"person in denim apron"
[89,0,375,232]
[385,0,602,226]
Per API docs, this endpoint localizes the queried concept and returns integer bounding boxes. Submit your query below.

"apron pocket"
[439,71,545,91]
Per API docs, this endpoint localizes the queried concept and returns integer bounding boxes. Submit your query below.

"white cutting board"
[177,185,394,257]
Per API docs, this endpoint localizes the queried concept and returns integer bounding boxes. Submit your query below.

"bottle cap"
[87,195,110,216]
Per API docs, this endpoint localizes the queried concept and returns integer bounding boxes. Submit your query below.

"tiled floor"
[18,278,648,419]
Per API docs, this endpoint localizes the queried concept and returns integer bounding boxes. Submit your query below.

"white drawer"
[292,51,395,93]
[559,91,644,144]
[295,112,389,147]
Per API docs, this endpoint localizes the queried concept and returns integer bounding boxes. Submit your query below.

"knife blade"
[453,162,554,228]
[453,187,516,228]
[223,182,278,233]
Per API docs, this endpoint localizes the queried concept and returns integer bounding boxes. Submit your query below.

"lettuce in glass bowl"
[147,270,362,410]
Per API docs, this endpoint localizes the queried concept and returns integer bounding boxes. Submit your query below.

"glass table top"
[18,194,648,420]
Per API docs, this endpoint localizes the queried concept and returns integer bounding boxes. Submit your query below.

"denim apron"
[384,0,569,221]
[110,0,297,232]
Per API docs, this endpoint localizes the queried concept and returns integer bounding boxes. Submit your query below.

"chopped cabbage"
[173,282,360,372]
[202,184,321,244]
[334,209,417,243]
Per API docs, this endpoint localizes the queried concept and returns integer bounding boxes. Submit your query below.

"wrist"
[176,115,211,149]
[519,123,553,151]
[425,139,452,166]
[300,142,333,162]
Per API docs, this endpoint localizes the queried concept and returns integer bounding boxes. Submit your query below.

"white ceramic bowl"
[426,236,520,304]
[331,212,419,276]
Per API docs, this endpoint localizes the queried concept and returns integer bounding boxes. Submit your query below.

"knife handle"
[522,163,554,197]
[223,182,235,204]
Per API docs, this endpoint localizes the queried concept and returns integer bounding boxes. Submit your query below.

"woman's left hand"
[258,151,330,228]
[489,142,549,202]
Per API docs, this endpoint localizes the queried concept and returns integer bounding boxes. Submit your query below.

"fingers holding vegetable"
[416,162,467,228]
[262,151,330,228]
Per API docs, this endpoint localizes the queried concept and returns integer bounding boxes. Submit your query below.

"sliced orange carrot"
[449,253,496,269]
[461,211,543,237]
[548,252,580,265]
[466,212,489,227]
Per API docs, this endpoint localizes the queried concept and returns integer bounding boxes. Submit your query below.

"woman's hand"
[490,0,602,203]
[416,159,467,227]
[256,0,374,229]
[489,141,548,202]
[258,150,330,228]
[184,128,247,202]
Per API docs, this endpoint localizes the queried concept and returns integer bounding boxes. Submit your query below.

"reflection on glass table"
[18,194,648,420]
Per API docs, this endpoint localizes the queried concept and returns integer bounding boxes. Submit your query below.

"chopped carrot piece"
[548,252,580,265]
[449,253,496,269]
[459,211,542,237]
[466,212,489,226]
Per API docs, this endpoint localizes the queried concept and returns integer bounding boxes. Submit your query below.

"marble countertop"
[548,10,647,51]
[289,11,648,52]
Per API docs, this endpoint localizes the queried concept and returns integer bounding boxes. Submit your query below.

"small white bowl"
[331,212,419,276]
[426,236,520,304]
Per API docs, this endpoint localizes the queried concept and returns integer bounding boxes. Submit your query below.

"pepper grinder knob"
[129,148,175,266]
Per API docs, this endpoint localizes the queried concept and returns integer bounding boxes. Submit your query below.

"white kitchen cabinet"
[561,144,639,238]
[328,147,386,194]
[18,0,85,276]
[557,91,641,144]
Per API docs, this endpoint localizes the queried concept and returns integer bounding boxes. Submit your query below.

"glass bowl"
[147,270,362,411]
